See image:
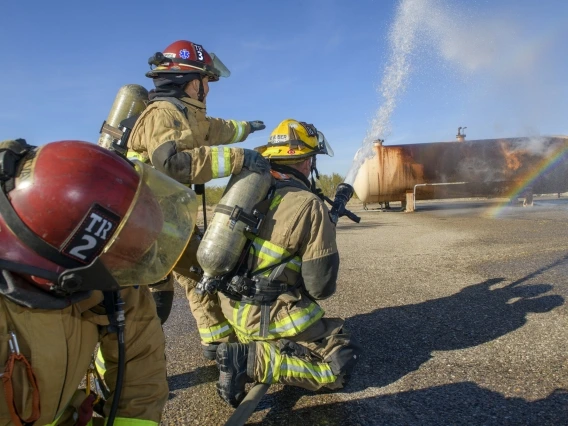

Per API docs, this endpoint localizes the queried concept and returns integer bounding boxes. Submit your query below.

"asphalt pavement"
[162,196,568,425]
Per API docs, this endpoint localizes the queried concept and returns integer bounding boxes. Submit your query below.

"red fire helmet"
[0,140,197,293]
[146,39,231,81]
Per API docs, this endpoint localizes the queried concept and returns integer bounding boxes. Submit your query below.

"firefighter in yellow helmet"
[214,119,361,407]
[127,40,269,360]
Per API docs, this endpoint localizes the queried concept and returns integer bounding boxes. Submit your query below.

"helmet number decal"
[299,122,318,137]
[62,204,121,264]
[194,44,205,61]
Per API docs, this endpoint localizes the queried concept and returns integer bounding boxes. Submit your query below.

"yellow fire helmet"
[255,119,334,164]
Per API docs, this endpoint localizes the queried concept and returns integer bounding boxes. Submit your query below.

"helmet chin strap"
[197,76,205,102]
[309,156,320,193]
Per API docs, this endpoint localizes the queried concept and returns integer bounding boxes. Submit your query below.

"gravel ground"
[162,196,568,425]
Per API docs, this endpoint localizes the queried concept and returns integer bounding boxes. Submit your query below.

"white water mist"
[344,0,425,185]
[345,0,553,186]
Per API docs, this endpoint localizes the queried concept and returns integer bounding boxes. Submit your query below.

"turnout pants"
[247,317,359,391]
[151,233,235,344]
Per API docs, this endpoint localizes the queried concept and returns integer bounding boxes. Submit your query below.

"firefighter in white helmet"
[0,139,198,425]
[127,40,269,360]
[214,119,361,407]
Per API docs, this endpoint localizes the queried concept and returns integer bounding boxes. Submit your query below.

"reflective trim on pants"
[230,301,324,341]
[198,320,234,343]
[254,341,336,388]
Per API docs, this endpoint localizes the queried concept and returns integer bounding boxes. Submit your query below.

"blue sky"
[1,0,567,178]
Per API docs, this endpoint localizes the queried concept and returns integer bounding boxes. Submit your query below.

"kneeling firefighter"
[99,40,269,360]
[194,119,361,407]
[0,139,197,425]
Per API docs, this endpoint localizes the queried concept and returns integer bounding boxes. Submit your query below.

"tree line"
[198,173,346,206]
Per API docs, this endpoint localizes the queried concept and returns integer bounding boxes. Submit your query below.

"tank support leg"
[405,190,415,212]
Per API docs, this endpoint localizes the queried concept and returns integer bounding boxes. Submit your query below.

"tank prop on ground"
[353,135,568,212]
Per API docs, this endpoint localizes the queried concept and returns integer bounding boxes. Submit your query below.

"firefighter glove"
[248,121,266,133]
[243,149,270,174]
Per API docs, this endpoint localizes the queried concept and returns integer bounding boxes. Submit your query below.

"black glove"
[242,149,270,174]
[248,120,266,133]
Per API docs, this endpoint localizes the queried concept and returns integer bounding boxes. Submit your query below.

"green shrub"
[316,173,345,198]
[197,185,225,206]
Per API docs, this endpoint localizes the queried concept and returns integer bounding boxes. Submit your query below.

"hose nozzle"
[328,183,360,224]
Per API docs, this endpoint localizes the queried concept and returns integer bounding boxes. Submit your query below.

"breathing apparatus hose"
[106,292,126,426]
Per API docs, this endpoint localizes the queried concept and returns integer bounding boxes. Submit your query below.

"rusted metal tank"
[352,136,568,204]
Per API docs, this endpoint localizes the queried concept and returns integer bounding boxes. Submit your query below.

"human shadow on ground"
[167,364,218,395]
[347,278,563,391]
[249,382,568,426]
[246,255,566,424]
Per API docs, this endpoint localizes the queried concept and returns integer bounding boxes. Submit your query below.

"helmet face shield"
[317,131,334,157]
[0,141,199,294]
[99,161,198,286]
[209,53,231,79]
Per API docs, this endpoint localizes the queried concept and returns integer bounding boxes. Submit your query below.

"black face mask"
[149,74,201,101]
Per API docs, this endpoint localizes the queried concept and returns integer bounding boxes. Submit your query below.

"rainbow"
[487,142,568,218]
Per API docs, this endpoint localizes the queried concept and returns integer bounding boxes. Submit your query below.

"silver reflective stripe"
[237,303,247,328]
[252,241,282,260]
[230,120,245,143]
[270,305,323,334]
[200,323,232,339]
[217,147,226,177]
[289,258,302,268]
[269,263,287,280]
[281,362,335,379]
[267,344,276,383]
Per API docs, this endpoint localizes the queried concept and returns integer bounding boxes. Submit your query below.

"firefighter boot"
[216,343,253,407]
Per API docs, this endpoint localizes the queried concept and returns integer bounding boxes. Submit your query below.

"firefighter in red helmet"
[0,139,197,425]
[127,39,268,360]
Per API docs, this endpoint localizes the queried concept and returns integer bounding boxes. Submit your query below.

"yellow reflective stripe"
[249,237,302,274]
[241,303,252,330]
[127,150,146,162]
[52,417,159,426]
[211,147,219,177]
[280,356,335,384]
[228,302,323,340]
[198,320,233,342]
[257,341,280,384]
[234,328,253,344]
[96,347,106,375]
[286,256,302,272]
[211,147,232,178]
[269,195,283,211]
[106,418,160,426]
[230,120,246,143]
[261,342,272,383]
[250,237,288,272]
[270,302,323,335]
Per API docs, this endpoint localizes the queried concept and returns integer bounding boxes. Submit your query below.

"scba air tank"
[97,84,148,149]
[196,168,272,288]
